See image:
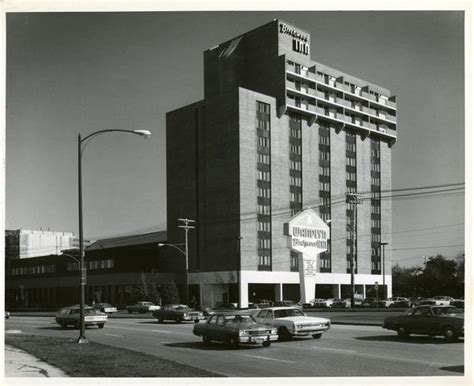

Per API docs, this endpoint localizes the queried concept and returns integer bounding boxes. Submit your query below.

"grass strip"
[6,334,223,377]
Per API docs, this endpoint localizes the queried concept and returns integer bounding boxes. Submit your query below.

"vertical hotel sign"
[279,22,309,56]
[284,209,329,302]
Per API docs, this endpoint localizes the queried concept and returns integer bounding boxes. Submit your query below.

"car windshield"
[274,309,304,318]
[174,305,190,311]
[224,315,256,324]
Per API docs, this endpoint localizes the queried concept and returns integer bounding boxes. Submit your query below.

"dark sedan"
[382,305,464,341]
[193,313,278,347]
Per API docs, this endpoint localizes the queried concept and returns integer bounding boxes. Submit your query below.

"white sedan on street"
[254,307,331,340]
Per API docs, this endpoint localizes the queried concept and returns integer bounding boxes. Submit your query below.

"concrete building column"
[239,275,249,308]
[274,283,283,302]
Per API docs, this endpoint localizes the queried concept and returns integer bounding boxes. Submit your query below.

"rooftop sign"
[279,22,310,56]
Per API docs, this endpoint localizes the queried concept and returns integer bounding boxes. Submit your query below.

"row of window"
[256,101,272,270]
[258,153,270,164]
[290,160,302,171]
[11,264,56,276]
[67,259,114,271]
[258,136,270,148]
[257,170,271,181]
[257,186,271,199]
[258,239,271,249]
[258,220,271,232]
[320,166,330,176]
[290,144,302,155]
[290,192,302,203]
[290,176,302,187]
[371,260,381,271]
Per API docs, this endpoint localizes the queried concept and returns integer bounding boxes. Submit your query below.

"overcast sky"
[4,10,465,267]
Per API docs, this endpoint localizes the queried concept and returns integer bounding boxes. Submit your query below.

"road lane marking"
[307,346,356,353]
[105,334,123,338]
[241,354,295,364]
[151,330,173,334]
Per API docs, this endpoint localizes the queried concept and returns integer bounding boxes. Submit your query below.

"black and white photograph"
[2,1,471,384]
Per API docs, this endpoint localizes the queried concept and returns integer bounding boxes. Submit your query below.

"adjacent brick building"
[167,19,396,307]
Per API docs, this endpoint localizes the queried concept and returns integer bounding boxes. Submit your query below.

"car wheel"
[159,317,164,323]
[312,333,322,339]
[59,322,66,329]
[397,325,410,338]
[278,327,291,341]
[227,336,239,348]
[443,326,458,341]
[128,310,132,314]
[202,335,211,345]
[262,341,271,347]
[176,317,182,323]
[98,324,105,329]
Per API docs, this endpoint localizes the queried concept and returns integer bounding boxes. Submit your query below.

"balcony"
[286,63,316,84]
[286,98,317,117]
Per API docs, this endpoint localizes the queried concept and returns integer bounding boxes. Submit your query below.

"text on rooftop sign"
[279,23,309,56]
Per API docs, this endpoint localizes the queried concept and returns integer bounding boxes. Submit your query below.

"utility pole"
[178,218,195,305]
[380,242,389,299]
[346,192,363,308]
[236,236,242,309]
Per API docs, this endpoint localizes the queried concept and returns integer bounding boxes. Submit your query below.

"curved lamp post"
[157,243,188,304]
[77,129,151,344]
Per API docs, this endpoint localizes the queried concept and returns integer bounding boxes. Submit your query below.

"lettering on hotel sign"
[279,23,309,56]
[284,209,330,256]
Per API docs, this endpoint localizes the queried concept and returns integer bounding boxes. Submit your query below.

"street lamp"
[77,129,151,344]
[158,243,188,303]
[380,242,389,299]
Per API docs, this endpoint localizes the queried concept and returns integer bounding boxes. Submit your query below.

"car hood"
[276,316,330,323]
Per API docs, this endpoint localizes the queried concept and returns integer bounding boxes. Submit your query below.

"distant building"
[5,229,75,259]
[5,231,172,309]
[166,19,396,306]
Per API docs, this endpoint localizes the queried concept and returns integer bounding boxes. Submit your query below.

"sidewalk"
[5,344,68,377]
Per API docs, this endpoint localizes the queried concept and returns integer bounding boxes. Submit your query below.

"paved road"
[6,316,464,377]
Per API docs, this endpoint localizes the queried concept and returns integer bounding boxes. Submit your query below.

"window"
[320,151,330,161]
[257,101,270,114]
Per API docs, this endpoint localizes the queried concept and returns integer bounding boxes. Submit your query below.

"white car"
[433,296,455,306]
[310,298,334,308]
[254,307,331,340]
[384,297,409,308]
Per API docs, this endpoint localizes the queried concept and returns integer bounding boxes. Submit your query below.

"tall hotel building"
[166,20,396,307]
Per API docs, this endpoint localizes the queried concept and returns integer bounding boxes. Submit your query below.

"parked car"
[193,312,278,347]
[408,297,423,307]
[93,302,118,314]
[305,298,333,308]
[450,299,464,309]
[384,297,410,308]
[254,306,331,340]
[126,301,160,314]
[361,298,386,308]
[433,296,455,306]
[55,305,108,329]
[273,300,297,307]
[330,298,348,308]
[418,298,436,306]
[153,304,205,323]
[382,305,464,341]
